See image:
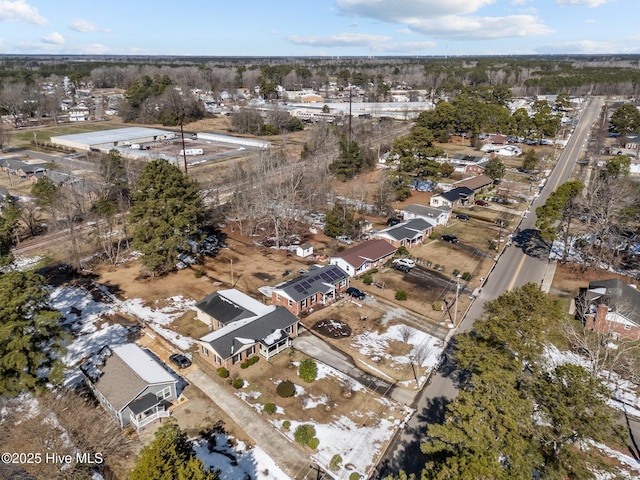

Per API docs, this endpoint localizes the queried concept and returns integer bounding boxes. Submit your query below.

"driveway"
[293,329,416,405]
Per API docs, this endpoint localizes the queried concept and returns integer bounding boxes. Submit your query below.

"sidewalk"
[186,369,315,480]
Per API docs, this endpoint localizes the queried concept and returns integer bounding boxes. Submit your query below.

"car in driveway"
[394,263,411,273]
[346,287,366,300]
[393,258,416,269]
[336,236,354,245]
[456,213,470,221]
[386,217,402,226]
[169,353,192,369]
[441,234,459,243]
[474,200,489,207]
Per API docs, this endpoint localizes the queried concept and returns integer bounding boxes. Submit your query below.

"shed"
[296,243,314,258]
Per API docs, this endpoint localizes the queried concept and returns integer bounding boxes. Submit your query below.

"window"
[340,279,347,287]
[157,387,171,400]
[232,354,241,364]
[202,346,209,356]
[215,355,222,365]
[276,294,281,301]
[301,298,307,308]
[248,345,255,355]
[624,324,632,330]
[288,299,292,307]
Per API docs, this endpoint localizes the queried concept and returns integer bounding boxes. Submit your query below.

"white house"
[402,204,451,226]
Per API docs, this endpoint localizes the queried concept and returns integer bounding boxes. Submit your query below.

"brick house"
[330,239,397,277]
[271,265,349,315]
[575,278,640,341]
[375,218,432,248]
[195,289,299,369]
[452,174,495,194]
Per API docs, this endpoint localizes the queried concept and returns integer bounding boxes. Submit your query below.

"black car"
[441,234,459,243]
[169,353,192,369]
[456,214,470,221]
[386,218,402,226]
[394,263,411,273]
[346,287,366,300]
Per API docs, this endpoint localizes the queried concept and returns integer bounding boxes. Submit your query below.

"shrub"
[193,268,204,278]
[307,437,320,450]
[294,424,316,446]
[330,454,343,471]
[349,473,361,480]
[276,380,295,398]
[232,378,244,389]
[240,361,249,369]
[282,420,291,430]
[395,290,407,301]
[264,403,276,415]
[396,246,409,256]
[432,301,443,311]
[217,367,229,378]
[298,358,318,383]
[462,271,473,281]
[452,269,460,276]
[247,356,260,366]
[361,273,373,285]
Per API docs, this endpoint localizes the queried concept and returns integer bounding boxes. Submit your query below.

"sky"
[0,0,638,57]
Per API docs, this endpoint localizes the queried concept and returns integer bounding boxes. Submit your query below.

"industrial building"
[50,127,176,153]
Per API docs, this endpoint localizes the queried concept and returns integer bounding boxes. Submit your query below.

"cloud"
[405,15,553,39]
[42,32,64,45]
[0,0,47,25]
[337,0,493,20]
[372,41,437,54]
[287,33,392,48]
[69,18,109,33]
[534,40,622,54]
[556,0,611,6]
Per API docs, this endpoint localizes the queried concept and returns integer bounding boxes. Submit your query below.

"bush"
[361,273,373,285]
[395,290,407,301]
[294,424,316,446]
[193,268,204,278]
[282,420,291,430]
[264,403,276,415]
[307,437,320,450]
[276,380,295,398]
[240,361,249,369]
[298,358,318,383]
[432,301,443,311]
[452,269,460,277]
[396,246,409,256]
[217,367,229,378]
[462,271,473,281]
[349,473,361,480]
[330,454,343,471]
[232,378,244,389]
[247,356,260,366]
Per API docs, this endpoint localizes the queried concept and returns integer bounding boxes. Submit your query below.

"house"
[330,239,397,277]
[448,154,489,175]
[0,157,33,178]
[271,264,349,315]
[69,104,90,122]
[453,174,495,194]
[402,204,451,227]
[296,243,314,258]
[575,278,640,341]
[496,145,522,157]
[375,218,432,248]
[81,343,178,432]
[195,289,300,368]
[430,186,474,208]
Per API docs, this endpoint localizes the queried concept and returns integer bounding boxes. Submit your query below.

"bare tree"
[398,324,413,343]
[0,122,11,152]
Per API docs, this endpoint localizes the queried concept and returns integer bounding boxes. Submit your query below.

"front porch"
[128,393,172,432]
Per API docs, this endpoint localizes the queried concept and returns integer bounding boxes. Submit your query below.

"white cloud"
[372,40,437,54]
[287,33,392,48]
[0,0,46,25]
[69,18,109,33]
[535,40,621,54]
[42,32,64,45]
[405,15,553,39]
[337,0,493,19]
[556,0,611,6]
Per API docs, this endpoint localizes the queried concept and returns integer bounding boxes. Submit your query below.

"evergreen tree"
[484,157,506,182]
[0,196,19,266]
[0,271,66,397]
[610,103,640,135]
[535,180,584,250]
[129,159,204,274]
[130,421,219,480]
[324,203,356,238]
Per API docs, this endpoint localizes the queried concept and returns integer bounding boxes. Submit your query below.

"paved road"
[375,96,606,479]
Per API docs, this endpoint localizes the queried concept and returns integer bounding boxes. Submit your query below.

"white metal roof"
[50,127,174,147]
[112,343,175,385]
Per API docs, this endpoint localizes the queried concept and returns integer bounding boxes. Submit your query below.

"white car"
[393,258,416,268]
[336,236,353,245]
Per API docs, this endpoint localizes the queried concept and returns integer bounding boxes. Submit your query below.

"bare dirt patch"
[312,319,352,338]
[551,262,632,299]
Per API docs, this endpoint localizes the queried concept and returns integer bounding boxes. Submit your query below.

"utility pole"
[230,258,234,286]
[179,115,188,174]
[453,275,461,328]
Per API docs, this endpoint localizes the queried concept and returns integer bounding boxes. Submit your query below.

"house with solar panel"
[80,343,178,432]
[194,289,300,369]
[270,264,350,315]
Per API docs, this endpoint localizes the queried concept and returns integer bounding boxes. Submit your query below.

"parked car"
[346,287,366,300]
[474,200,489,207]
[386,218,402,226]
[169,353,192,369]
[393,258,416,268]
[394,263,411,273]
[441,234,459,243]
[336,236,354,245]
[456,213,470,221]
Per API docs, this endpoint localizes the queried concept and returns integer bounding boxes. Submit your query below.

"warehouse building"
[50,127,176,153]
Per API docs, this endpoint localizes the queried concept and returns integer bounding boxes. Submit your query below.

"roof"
[450,154,487,164]
[195,289,273,326]
[436,186,474,202]
[50,127,174,147]
[332,239,397,269]
[273,264,348,302]
[587,278,640,325]
[83,344,176,412]
[200,307,298,359]
[453,175,494,191]
[403,204,450,218]
[377,218,432,242]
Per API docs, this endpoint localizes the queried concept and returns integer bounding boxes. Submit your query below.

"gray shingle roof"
[587,278,640,325]
[403,204,450,219]
[378,218,431,242]
[273,265,348,302]
[438,186,474,202]
[195,291,258,326]
[200,307,298,359]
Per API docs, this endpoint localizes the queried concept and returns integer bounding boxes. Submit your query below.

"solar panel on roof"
[294,285,305,292]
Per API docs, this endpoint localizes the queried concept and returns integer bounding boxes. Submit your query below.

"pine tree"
[0,271,66,396]
[129,159,204,274]
[130,421,219,480]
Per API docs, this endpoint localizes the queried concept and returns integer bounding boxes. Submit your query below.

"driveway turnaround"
[186,369,315,480]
